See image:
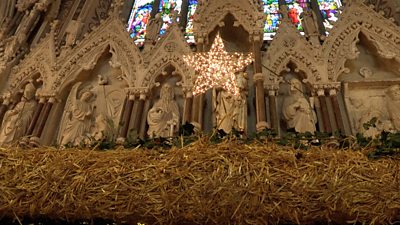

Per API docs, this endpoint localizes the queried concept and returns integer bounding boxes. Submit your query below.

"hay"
[0,139,399,224]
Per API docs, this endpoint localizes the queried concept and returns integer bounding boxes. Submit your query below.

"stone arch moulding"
[3,34,56,96]
[263,36,322,84]
[193,0,264,41]
[322,1,400,82]
[49,17,144,95]
[139,22,195,93]
[141,59,193,91]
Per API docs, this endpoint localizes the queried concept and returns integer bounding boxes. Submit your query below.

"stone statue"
[386,85,400,130]
[57,82,95,146]
[92,114,109,141]
[145,13,163,42]
[215,89,235,133]
[147,83,180,138]
[233,72,248,132]
[349,97,392,137]
[0,82,37,145]
[214,72,248,133]
[282,78,317,133]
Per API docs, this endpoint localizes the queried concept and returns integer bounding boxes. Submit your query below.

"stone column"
[317,89,332,133]
[268,89,278,130]
[254,73,269,131]
[118,94,135,141]
[30,97,55,146]
[309,0,326,36]
[26,97,46,136]
[183,91,193,124]
[139,99,151,139]
[0,98,11,127]
[329,89,344,133]
[189,39,204,131]
[133,94,146,133]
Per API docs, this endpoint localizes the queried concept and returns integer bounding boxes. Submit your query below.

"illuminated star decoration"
[183,34,253,96]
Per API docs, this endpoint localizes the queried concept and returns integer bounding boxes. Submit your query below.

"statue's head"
[80,91,94,102]
[23,82,36,100]
[386,85,400,101]
[160,83,174,101]
[349,97,363,108]
[289,78,303,95]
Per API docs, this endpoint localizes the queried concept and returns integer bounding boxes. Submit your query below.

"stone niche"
[145,64,184,139]
[339,33,400,137]
[42,50,128,146]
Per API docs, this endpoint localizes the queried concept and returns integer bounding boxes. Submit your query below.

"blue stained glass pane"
[185,0,197,43]
[263,0,280,36]
[127,0,154,45]
[158,0,183,35]
[318,0,342,29]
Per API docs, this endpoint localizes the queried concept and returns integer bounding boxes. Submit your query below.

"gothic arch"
[5,33,55,93]
[193,0,264,41]
[139,23,194,92]
[322,1,400,81]
[51,17,144,94]
[262,18,323,84]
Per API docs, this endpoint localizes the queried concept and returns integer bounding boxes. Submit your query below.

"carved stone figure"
[147,83,180,138]
[214,72,248,133]
[233,72,248,132]
[282,78,317,133]
[92,114,109,141]
[349,97,392,137]
[0,82,37,145]
[58,83,95,146]
[146,13,163,42]
[386,85,400,130]
[215,89,235,133]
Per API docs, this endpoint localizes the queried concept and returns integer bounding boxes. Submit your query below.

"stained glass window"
[285,0,309,31]
[318,0,342,29]
[263,0,280,40]
[127,0,154,44]
[185,0,198,43]
[158,0,183,35]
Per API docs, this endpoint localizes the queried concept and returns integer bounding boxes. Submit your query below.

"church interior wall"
[0,0,399,146]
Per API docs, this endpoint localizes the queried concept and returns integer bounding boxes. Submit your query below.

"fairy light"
[183,34,254,96]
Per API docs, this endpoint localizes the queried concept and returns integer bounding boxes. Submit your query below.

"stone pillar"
[26,97,46,136]
[0,98,11,127]
[254,73,269,131]
[30,97,55,146]
[309,0,326,36]
[191,94,201,129]
[317,89,332,133]
[329,89,344,133]
[133,94,146,133]
[139,99,151,139]
[268,89,278,130]
[118,94,135,141]
[183,92,193,124]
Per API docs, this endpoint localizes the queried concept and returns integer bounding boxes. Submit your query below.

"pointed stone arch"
[51,17,144,94]
[193,0,264,41]
[139,23,194,92]
[322,1,400,82]
[262,19,323,85]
